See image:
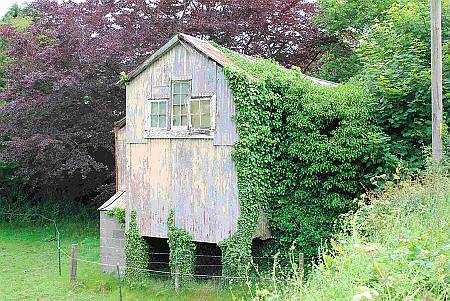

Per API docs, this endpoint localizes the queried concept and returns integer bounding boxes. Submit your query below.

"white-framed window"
[189,97,211,129]
[145,79,215,137]
[148,99,168,129]
[172,81,190,128]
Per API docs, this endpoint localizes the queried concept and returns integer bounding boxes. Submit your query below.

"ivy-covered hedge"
[219,48,395,271]
[167,210,196,286]
[124,211,149,286]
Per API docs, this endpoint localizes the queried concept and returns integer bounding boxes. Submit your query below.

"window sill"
[144,129,214,139]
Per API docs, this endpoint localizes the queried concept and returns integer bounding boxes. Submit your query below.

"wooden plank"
[214,66,238,146]
[127,139,239,243]
[123,38,243,243]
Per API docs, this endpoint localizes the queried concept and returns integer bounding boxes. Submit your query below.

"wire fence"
[1,212,312,300]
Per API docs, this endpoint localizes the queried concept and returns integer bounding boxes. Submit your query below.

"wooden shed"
[98,33,336,272]
[99,33,278,271]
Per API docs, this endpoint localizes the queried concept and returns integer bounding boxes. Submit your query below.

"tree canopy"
[0,0,327,204]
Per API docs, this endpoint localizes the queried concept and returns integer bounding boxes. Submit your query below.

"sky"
[0,0,27,18]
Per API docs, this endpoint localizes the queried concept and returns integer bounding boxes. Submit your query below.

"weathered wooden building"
[99,33,333,272]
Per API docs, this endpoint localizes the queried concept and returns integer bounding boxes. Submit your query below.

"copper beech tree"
[0,0,326,204]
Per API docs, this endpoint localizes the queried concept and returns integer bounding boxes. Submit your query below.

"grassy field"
[0,220,234,301]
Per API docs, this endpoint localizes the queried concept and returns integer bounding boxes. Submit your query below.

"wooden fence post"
[70,244,78,284]
[117,263,123,301]
[299,253,304,285]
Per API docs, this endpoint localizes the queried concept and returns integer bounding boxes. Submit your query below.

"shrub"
[255,172,450,300]
[124,211,149,286]
[219,47,395,270]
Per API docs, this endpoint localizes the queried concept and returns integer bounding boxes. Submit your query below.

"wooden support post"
[70,244,78,284]
[117,263,123,301]
[431,0,443,164]
[299,253,304,285]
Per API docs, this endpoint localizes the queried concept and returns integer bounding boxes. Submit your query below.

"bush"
[255,172,450,300]
[219,47,395,264]
[357,0,450,171]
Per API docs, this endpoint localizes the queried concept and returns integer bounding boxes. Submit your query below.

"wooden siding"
[115,126,127,192]
[124,42,240,243]
[127,139,239,243]
[126,42,237,144]
[214,67,238,146]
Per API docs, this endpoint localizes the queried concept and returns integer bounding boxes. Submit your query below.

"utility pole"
[431,0,443,164]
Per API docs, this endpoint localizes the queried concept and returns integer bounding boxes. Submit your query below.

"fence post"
[70,244,78,284]
[57,232,61,276]
[116,263,123,301]
[299,253,304,285]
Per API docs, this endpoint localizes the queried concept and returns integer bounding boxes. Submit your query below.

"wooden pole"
[299,253,304,285]
[116,263,123,301]
[70,244,78,284]
[431,0,443,164]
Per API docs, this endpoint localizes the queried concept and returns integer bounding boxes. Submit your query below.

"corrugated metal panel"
[98,191,127,211]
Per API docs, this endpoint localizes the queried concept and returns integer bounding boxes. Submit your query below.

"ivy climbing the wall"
[167,210,196,286]
[105,207,125,228]
[218,46,395,277]
[124,210,150,286]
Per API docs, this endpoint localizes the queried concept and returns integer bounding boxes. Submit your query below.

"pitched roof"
[124,33,336,87]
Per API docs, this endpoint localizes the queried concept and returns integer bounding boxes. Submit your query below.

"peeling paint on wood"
[115,37,267,244]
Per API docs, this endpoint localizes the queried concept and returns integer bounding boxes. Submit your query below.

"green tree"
[316,0,403,82]
[357,1,450,170]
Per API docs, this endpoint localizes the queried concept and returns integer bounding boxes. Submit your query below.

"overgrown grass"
[0,220,234,300]
[255,173,450,300]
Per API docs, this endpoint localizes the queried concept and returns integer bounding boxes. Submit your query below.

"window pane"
[181,116,188,126]
[159,116,166,128]
[151,102,158,114]
[150,115,158,127]
[173,105,180,115]
[192,115,201,128]
[190,101,199,114]
[173,94,181,105]
[181,83,189,94]
[173,115,181,126]
[181,104,187,115]
[159,102,167,115]
[173,83,181,94]
[200,100,210,114]
[200,114,211,128]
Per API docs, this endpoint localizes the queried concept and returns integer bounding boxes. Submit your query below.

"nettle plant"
[219,48,394,276]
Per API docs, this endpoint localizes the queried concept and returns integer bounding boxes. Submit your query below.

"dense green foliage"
[124,211,150,286]
[105,207,126,228]
[316,0,401,82]
[219,47,393,272]
[358,1,450,171]
[167,210,196,286]
[258,172,450,300]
